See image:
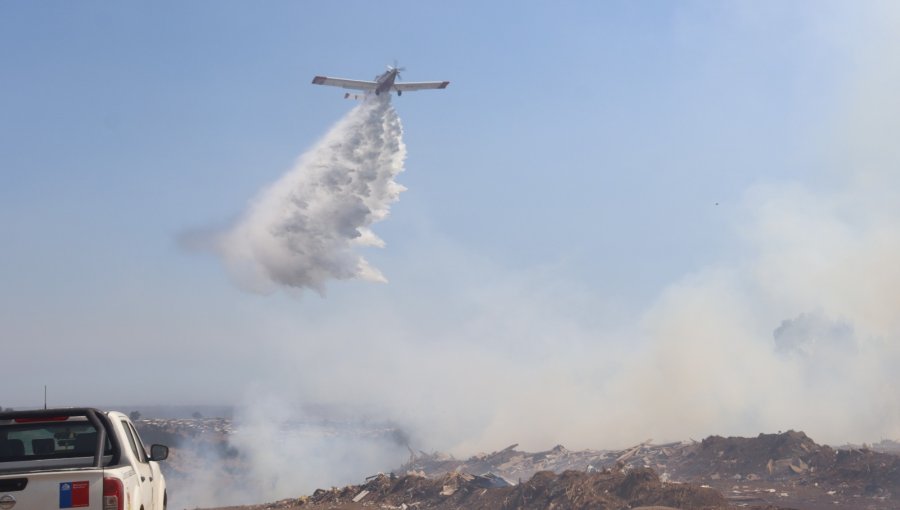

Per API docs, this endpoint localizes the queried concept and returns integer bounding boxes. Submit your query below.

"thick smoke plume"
[219,96,406,294]
[164,8,900,506]
[234,5,900,463]
[165,401,409,509]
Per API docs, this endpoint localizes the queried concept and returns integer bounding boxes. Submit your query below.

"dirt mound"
[673,431,899,499]
[301,468,728,510]
[612,468,726,509]
[677,430,824,479]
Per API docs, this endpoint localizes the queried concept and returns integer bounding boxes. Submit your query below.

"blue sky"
[2,2,842,296]
[2,1,899,452]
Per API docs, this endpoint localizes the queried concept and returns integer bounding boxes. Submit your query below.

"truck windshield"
[0,420,113,462]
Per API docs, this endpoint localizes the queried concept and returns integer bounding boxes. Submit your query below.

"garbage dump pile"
[681,431,900,494]
[187,429,900,510]
[291,467,731,510]
[400,431,899,502]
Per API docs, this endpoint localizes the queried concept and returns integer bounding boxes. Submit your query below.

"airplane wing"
[311,76,378,91]
[393,81,450,92]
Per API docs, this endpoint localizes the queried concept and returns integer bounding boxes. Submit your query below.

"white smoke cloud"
[164,396,412,509]
[218,96,406,294]
[173,5,900,504]
[231,4,900,458]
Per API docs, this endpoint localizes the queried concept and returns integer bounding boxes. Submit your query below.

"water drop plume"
[220,97,406,294]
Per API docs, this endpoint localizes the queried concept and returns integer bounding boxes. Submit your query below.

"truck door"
[120,420,155,510]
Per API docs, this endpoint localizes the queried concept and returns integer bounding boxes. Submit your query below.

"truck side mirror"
[149,444,169,461]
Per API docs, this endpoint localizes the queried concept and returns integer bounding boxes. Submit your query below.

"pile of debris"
[200,431,899,510]
[816,447,900,498]
[402,442,631,482]
[401,431,899,500]
[300,468,730,510]
[676,430,827,480]
[678,431,899,499]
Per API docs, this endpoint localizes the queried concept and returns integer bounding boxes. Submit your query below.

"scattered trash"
[400,429,899,503]
[183,429,900,510]
[300,467,725,510]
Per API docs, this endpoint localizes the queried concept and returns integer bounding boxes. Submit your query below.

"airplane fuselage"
[373,69,399,96]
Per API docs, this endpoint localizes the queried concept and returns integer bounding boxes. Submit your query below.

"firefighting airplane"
[312,64,449,99]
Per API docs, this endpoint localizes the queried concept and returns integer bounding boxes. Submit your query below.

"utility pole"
[44,385,47,409]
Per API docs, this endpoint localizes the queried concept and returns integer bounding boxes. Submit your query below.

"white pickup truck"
[0,408,168,510]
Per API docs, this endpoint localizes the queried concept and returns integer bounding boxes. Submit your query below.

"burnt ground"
[191,431,898,510]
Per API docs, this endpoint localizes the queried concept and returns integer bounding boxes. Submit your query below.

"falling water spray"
[219,96,406,294]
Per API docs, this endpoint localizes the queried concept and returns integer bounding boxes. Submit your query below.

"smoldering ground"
[158,406,412,509]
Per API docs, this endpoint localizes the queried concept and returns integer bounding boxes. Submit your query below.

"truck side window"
[120,420,146,463]
[126,422,149,462]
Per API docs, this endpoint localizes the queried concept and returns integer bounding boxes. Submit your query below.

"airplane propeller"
[388,60,406,80]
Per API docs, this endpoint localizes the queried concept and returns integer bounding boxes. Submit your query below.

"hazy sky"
[2,1,899,451]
